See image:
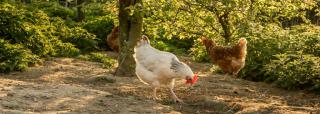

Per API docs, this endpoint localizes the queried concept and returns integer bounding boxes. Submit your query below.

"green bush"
[0,3,82,72]
[239,24,318,79]
[82,16,114,49]
[190,40,210,62]
[83,3,114,18]
[54,41,80,57]
[235,24,320,91]
[31,1,76,20]
[55,25,98,51]
[0,3,28,40]
[289,25,320,56]
[0,39,39,73]
[164,37,194,51]
[264,53,320,91]
[0,3,54,56]
[209,65,223,74]
[150,40,186,55]
[0,3,81,57]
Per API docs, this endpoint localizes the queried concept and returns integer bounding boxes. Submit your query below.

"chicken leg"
[169,79,183,103]
[152,81,160,100]
[153,87,160,100]
[223,73,228,80]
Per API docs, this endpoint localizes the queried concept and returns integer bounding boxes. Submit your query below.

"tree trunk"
[65,0,68,7]
[218,12,231,44]
[116,0,143,77]
[76,0,85,22]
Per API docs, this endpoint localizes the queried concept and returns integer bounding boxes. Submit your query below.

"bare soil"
[0,56,319,114]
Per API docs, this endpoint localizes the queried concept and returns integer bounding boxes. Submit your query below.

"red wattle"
[186,73,198,84]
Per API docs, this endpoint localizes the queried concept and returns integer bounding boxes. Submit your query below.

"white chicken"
[133,35,195,103]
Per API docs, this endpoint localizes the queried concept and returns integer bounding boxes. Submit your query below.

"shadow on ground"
[0,57,319,114]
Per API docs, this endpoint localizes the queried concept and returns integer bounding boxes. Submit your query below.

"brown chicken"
[201,37,247,79]
[106,26,119,53]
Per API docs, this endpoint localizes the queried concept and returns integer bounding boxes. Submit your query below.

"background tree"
[76,0,85,21]
[0,0,319,90]
[116,0,143,77]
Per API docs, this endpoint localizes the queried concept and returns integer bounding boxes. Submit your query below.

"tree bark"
[218,12,231,44]
[76,0,85,22]
[116,0,143,77]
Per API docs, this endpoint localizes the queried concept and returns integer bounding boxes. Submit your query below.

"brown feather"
[201,37,247,76]
[106,26,119,53]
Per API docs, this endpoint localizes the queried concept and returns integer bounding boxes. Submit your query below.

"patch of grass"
[160,99,176,105]
[78,52,117,69]
[210,65,223,74]
[95,76,116,83]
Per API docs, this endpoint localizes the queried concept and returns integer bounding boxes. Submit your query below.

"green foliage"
[1,0,320,92]
[0,39,39,73]
[56,25,98,52]
[0,3,81,57]
[209,65,223,74]
[237,24,320,91]
[190,40,210,62]
[289,25,320,56]
[94,76,116,83]
[0,3,52,56]
[264,53,320,91]
[150,39,187,55]
[0,3,83,72]
[82,16,114,49]
[80,2,118,50]
[78,52,117,69]
[31,1,76,20]
[54,42,80,57]
[83,2,117,19]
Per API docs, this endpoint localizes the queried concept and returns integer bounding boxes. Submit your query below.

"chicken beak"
[185,76,193,85]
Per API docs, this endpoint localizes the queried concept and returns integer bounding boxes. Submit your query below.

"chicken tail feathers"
[136,35,150,47]
[238,38,247,46]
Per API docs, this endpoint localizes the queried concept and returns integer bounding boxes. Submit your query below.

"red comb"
[186,73,198,84]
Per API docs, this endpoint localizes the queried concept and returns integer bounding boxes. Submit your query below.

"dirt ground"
[0,56,319,114]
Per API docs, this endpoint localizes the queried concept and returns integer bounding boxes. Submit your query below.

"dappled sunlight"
[0,58,319,113]
[1,0,320,113]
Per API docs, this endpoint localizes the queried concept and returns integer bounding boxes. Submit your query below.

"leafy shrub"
[82,16,114,49]
[55,25,98,51]
[235,23,320,91]
[289,25,320,56]
[31,1,76,20]
[20,23,58,56]
[0,3,81,56]
[54,41,80,57]
[0,39,39,73]
[0,3,82,72]
[209,65,223,74]
[239,24,319,80]
[83,2,115,18]
[149,39,186,55]
[0,3,54,56]
[164,37,194,50]
[264,53,320,91]
[78,52,117,69]
[190,40,210,62]
[0,3,28,40]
